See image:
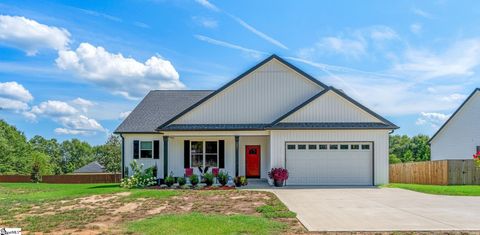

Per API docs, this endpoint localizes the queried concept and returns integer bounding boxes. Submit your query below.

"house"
[429,88,480,160]
[114,55,398,186]
[73,161,107,174]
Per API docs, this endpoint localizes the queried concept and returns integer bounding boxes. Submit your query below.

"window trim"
[139,140,153,158]
[190,140,219,168]
[297,144,307,150]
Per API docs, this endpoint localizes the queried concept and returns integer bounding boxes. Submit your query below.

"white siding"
[431,91,480,160]
[269,130,390,185]
[174,59,323,124]
[282,91,382,123]
[239,136,270,179]
[123,134,164,178]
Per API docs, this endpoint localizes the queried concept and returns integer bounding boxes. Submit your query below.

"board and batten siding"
[269,130,390,185]
[281,91,382,123]
[173,59,323,124]
[123,134,164,178]
[431,91,480,160]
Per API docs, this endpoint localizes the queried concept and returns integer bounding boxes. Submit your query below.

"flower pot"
[273,180,284,187]
[234,182,242,187]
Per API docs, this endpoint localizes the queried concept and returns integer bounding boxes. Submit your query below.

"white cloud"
[410,23,422,34]
[416,112,450,128]
[412,7,434,19]
[30,100,77,117]
[0,81,33,112]
[394,38,480,80]
[368,26,398,41]
[54,128,89,135]
[0,15,70,55]
[119,111,131,119]
[316,37,366,58]
[195,0,220,12]
[194,34,266,59]
[441,93,467,102]
[192,16,218,28]
[72,97,94,113]
[58,115,105,132]
[56,42,185,99]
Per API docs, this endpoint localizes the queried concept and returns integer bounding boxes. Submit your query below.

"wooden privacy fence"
[0,174,121,184]
[390,160,480,185]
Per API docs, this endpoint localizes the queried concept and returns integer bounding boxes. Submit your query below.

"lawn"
[386,183,480,196]
[0,183,300,234]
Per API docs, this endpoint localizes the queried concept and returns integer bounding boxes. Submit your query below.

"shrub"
[474,151,480,168]
[217,171,229,186]
[189,174,199,186]
[234,176,248,187]
[177,177,186,186]
[203,172,214,186]
[120,160,157,189]
[165,172,175,187]
[268,168,289,181]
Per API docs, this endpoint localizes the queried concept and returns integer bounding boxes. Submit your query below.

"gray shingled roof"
[115,90,213,133]
[160,124,268,131]
[74,161,105,173]
[269,122,394,129]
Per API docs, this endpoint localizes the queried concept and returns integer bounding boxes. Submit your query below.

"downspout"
[120,134,125,179]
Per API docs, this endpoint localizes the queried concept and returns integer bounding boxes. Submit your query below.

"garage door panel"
[286,142,373,186]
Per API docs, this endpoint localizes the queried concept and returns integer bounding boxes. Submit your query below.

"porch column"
[163,136,168,179]
[235,136,239,176]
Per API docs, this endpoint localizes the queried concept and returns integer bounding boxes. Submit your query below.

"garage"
[285,142,373,185]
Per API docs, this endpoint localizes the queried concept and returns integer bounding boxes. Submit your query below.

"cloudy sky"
[1,0,479,145]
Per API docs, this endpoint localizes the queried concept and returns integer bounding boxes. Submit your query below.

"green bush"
[165,172,175,187]
[189,174,199,186]
[120,161,157,188]
[177,177,186,186]
[234,176,248,187]
[203,172,214,186]
[217,171,229,186]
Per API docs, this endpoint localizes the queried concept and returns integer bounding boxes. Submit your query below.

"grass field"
[386,183,480,196]
[0,183,300,234]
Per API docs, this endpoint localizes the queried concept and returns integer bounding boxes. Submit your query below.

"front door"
[246,145,261,178]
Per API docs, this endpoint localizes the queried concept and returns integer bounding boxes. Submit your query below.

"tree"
[60,139,94,173]
[389,134,431,163]
[29,135,63,174]
[94,135,121,173]
[30,151,52,182]
[0,120,32,174]
[411,135,430,161]
[389,154,402,164]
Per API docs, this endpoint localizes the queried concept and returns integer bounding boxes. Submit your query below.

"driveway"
[270,187,480,231]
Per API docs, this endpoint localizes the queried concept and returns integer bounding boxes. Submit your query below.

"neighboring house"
[73,161,107,174]
[115,55,398,186]
[429,88,480,161]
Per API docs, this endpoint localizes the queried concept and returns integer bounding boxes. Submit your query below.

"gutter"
[120,134,125,179]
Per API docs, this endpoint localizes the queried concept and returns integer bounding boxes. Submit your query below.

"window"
[361,144,370,150]
[329,144,338,150]
[308,144,317,150]
[191,141,219,168]
[351,144,360,150]
[340,144,349,150]
[319,144,328,150]
[140,141,153,158]
[298,144,306,150]
[287,144,296,150]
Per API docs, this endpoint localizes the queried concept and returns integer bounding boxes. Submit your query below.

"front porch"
[162,131,271,180]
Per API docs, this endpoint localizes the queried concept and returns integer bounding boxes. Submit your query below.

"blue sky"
[1,0,479,145]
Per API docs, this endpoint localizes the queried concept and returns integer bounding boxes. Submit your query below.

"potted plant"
[177,177,186,187]
[217,171,229,186]
[165,172,175,187]
[203,172,214,186]
[189,174,199,187]
[268,168,289,187]
[234,176,248,187]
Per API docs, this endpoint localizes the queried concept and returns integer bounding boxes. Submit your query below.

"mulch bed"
[147,185,236,190]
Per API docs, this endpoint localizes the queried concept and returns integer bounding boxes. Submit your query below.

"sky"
[1,0,480,145]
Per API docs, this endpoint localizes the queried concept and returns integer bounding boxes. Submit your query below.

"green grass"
[256,198,296,218]
[386,183,480,196]
[126,189,180,200]
[126,213,286,235]
[21,208,104,233]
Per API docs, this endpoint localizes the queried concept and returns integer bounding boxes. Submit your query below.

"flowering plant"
[268,168,289,181]
[120,160,157,189]
[473,151,480,168]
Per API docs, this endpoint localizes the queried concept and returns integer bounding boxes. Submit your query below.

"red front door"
[246,145,260,178]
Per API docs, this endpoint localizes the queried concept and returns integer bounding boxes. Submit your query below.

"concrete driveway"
[270,187,480,231]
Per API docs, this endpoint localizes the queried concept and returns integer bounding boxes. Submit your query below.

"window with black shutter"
[219,140,225,168]
[153,140,160,159]
[184,140,190,168]
[133,140,139,159]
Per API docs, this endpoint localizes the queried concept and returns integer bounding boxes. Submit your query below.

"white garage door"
[286,142,373,185]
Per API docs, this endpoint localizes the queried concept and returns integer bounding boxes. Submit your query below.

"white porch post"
[235,135,239,176]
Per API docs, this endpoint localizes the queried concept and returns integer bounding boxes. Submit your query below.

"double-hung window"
[190,141,219,168]
[140,141,153,158]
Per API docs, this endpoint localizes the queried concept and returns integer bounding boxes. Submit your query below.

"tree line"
[389,134,431,163]
[0,119,120,175]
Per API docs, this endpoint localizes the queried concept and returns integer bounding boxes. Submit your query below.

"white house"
[429,88,480,161]
[115,55,398,186]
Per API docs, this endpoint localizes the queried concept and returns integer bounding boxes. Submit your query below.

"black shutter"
[219,140,225,168]
[133,140,139,159]
[184,140,190,168]
[153,140,160,159]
